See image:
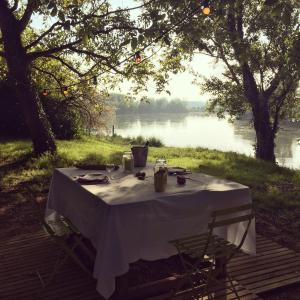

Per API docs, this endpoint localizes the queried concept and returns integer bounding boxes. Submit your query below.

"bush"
[42,95,84,139]
[107,134,164,147]
[129,135,164,147]
[147,137,164,147]
[0,79,83,139]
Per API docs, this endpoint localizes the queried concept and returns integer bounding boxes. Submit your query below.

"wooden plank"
[0,232,47,247]
[229,254,300,274]
[229,248,298,267]
[246,272,300,294]
[253,276,300,294]
[0,238,52,254]
[232,247,293,263]
[170,280,262,300]
[0,268,96,298]
[256,242,286,252]
[239,266,300,286]
[233,260,300,282]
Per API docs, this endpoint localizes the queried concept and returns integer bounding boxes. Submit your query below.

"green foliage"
[107,134,164,147]
[203,76,250,118]
[42,95,84,139]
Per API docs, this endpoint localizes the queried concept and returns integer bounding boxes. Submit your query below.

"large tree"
[142,0,300,162]
[0,0,157,154]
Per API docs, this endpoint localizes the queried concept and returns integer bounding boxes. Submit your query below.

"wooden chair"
[32,196,95,290]
[169,203,254,299]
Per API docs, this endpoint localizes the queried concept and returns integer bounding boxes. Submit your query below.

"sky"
[31,0,225,102]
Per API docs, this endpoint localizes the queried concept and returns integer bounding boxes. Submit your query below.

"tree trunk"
[251,98,276,162]
[9,62,57,155]
[0,2,56,155]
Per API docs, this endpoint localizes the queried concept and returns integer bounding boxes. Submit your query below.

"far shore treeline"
[110,93,205,115]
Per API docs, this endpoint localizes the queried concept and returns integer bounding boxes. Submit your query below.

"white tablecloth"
[46,167,255,299]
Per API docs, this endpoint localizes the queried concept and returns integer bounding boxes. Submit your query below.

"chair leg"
[73,234,95,264]
[44,249,70,288]
[227,273,240,300]
[57,238,92,275]
[39,238,92,293]
[34,249,69,299]
[177,252,200,299]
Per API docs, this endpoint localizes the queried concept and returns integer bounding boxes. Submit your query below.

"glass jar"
[154,158,168,192]
[122,151,134,172]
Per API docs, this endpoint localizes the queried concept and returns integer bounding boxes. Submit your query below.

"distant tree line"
[110,94,194,114]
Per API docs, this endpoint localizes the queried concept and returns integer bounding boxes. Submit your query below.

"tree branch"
[263,67,283,99]
[19,0,38,33]
[45,54,84,77]
[25,21,63,50]
[27,39,82,59]
[92,25,142,36]
[227,2,259,103]
[68,46,127,76]
[68,0,157,23]
[32,65,64,90]
[212,37,241,87]
[10,0,19,12]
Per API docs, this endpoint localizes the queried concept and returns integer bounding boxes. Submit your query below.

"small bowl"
[135,171,146,180]
[177,175,186,185]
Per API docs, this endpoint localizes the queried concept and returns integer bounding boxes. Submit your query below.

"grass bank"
[0,136,300,248]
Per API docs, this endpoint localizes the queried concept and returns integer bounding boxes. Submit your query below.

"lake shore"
[113,112,300,169]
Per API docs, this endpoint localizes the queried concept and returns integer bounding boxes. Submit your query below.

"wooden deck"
[229,235,300,295]
[0,230,299,300]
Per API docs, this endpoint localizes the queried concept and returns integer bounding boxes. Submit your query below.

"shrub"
[107,134,164,147]
[41,95,84,139]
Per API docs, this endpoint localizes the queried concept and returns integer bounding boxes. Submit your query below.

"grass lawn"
[1,136,300,250]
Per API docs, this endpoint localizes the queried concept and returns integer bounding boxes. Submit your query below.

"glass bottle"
[122,151,134,172]
[154,158,168,192]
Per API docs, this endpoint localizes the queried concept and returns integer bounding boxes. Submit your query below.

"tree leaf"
[51,6,57,17]
[58,11,65,22]
[64,21,71,30]
[138,35,145,45]
[120,39,131,47]
[163,36,171,46]
[47,1,55,9]
[264,0,278,6]
[131,37,138,50]
[83,33,89,45]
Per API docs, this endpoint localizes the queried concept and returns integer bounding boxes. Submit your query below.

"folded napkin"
[75,163,119,171]
[168,167,191,176]
[74,173,109,184]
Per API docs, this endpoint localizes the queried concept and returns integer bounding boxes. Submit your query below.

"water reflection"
[114,113,300,169]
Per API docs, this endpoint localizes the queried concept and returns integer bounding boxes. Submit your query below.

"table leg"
[109,273,129,300]
[215,257,227,279]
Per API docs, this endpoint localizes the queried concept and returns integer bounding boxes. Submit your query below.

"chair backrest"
[204,203,254,259]
[209,203,254,229]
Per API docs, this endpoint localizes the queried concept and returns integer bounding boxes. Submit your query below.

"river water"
[113,113,300,169]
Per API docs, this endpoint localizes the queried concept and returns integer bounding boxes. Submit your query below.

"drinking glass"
[106,164,115,179]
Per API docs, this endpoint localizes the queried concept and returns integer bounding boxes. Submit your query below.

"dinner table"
[46,165,256,299]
